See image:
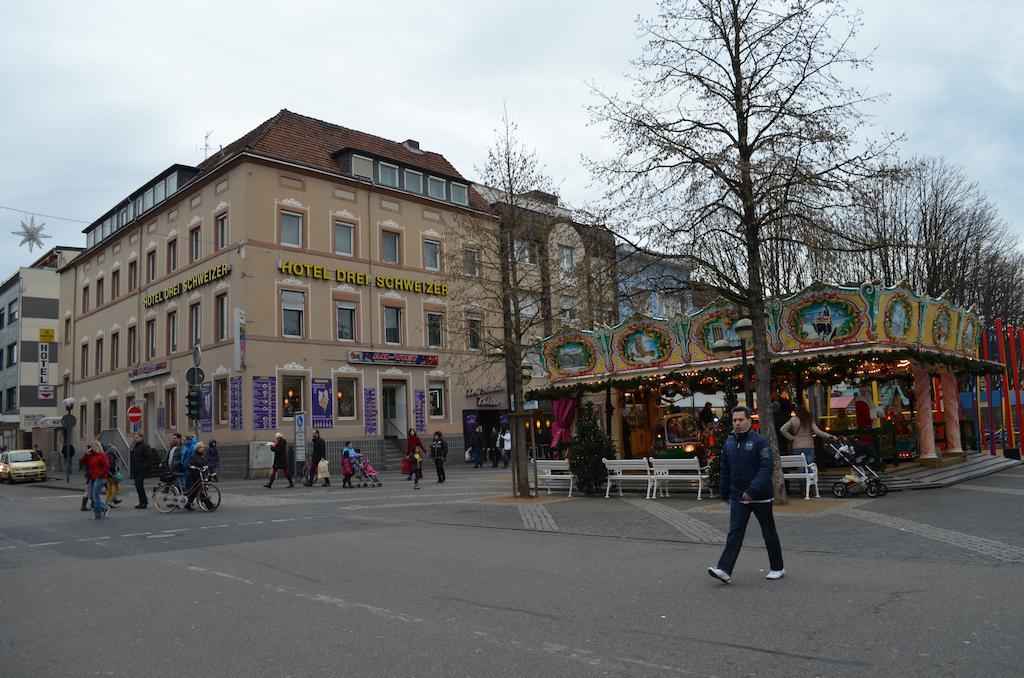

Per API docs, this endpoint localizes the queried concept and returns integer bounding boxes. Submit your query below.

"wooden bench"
[780,454,819,499]
[603,458,653,498]
[534,459,574,497]
[650,457,712,500]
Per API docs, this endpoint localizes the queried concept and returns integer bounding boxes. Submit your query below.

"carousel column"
[610,388,623,459]
[940,367,963,453]
[912,361,938,459]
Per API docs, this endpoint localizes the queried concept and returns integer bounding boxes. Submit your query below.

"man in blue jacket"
[709,406,785,583]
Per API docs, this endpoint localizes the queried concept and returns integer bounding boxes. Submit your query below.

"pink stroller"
[353,453,382,487]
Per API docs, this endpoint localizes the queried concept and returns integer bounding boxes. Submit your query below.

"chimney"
[403,139,423,154]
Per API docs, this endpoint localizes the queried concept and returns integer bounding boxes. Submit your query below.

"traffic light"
[186,389,201,420]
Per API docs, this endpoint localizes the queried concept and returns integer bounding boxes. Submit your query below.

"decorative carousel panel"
[610,320,676,370]
[542,333,604,379]
[925,304,956,350]
[959,315,981,357]
[781,292,867,349]
[690,306,742,361]
[880,291,918,343]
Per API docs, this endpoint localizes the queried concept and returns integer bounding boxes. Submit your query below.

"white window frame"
[427,177,446,200]
[378,162,399,188]
[215,378,229,425]
[463,248,479,277]
[281,290,305,339]
[336,301,356,342]
[559,244,576,273]
[384,306,402,345]
[426,311,444,348]
[335,376,358,420]
[450,182,469,206]
[467,314,482,351]
[216,213,229,250]
[514,239,536,265]
[352,155,373,179]
[422,240,441,271]
[334,221,354,257]
[280,211,303,249]
[215,294,229,341]
[404,169,422,193]
[382,231,400,265]
[190,302,202,346]
[428,380,446,418]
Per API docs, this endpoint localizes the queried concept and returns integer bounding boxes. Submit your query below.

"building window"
[334,222,354,256]
[80,344,88,378]
[6,343,16,366]
[63,375,70,401]
[463,248,479,277]
[519,293,540,318]
[146,250,157,282]
[467,314,482,351]
[109,398,118,430]
[560,295,578,323]
[165,387,177,429]
[404,169,422,193]
[7,302,15,323]
[93,402,102,437]
[5,387,16,412]
[215,213,229,250]
[128,261,138,291]
[280,211,303,248]
[281,290,304,338]
[189,226,201,262]
[384,306,402,344]
[378,162,399,188]
[82,286,90,313]
[336,377,357,419]
[96,278,104,307]
[79,404,87,438]
[127,326,137,365]
[336,302,356,342]
[352,155,373,179]
[514,239,536,265]
[145,319,156,359]
[382,231,400,264]
[167,311,178,354]
[215,379,228,424]
[428,380,445,418]
[111,332,119,370]
[281,375,304,419]
[111,270,120,299]
[450,183,469,206]
[189,303,201,346]
[167,240,178,272]
[559,245,576,273]
[215,293,228,341]
[427,177,446,200]
[95,338,103,374]
[426,312,443,348]
[64,318,70,344]
[0,309,4,329]
[423,240,441,270]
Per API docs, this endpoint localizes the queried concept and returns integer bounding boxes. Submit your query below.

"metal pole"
[740,339,753,409]
[63,410,70,484]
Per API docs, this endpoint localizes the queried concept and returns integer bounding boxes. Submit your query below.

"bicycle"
[152,466,221,513]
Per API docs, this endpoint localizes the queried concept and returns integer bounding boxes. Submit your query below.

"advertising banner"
[364,387,377,436]
[199,381,213,433]
[253,376,277,431]
[311,378,333,429]
[230,376,243,430]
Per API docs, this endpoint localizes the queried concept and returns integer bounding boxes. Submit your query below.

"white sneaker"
[708,566,731,584]
[766,569,785,580]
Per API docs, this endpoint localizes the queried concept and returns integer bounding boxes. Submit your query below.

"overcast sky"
[2,0,1021,271]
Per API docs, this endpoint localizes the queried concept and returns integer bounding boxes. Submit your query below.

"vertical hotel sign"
[38,328,54,400]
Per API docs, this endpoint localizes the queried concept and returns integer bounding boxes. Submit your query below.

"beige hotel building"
[59,110,505,475]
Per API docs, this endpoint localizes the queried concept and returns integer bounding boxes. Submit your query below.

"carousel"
[527,281,1001,465]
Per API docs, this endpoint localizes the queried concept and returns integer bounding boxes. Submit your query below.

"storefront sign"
[311,378,333,429]
[129,360,170,381]
[414,389,426,434]
[465,384,503,397]
[143,263,232,308]
[229,376,243,430]
[38,328,55,343]
[477,395,501,407]
[278,261,447,296]
[38,342,50,386]
[252,376,277,430]
[199,381,213,433]
[364,387,377,435]
[348,351,439,367]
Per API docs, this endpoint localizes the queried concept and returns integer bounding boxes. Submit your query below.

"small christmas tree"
[568,402,613,494]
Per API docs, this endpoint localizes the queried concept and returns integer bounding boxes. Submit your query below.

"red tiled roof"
[198,109,489,212]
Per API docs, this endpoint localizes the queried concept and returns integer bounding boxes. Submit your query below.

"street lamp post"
[712,317,755,409]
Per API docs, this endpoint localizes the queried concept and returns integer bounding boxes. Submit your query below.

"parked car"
[0,449,47,483]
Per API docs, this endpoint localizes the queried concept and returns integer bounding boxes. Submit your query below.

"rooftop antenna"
[196,130,214,159]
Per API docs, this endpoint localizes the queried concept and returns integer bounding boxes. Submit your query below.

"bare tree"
[588,0,896,500]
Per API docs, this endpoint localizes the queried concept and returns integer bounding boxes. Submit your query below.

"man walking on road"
[708,406,784,584]
[129,432,154,509]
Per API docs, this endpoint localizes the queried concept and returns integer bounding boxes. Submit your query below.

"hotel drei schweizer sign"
[276,261,448,296]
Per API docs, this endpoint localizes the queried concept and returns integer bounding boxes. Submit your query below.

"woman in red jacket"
[82,441,111,519]
[405,429,424,481]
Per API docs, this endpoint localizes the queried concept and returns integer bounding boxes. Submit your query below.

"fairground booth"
[526,282,1004,467]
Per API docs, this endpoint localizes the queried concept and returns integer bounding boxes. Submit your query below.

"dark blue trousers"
[717,500,784,574]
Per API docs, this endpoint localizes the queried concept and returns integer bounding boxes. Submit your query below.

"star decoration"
[12,215,51,252]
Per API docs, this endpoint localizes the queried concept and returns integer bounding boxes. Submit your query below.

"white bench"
[780,454,820,499]
[534,459,574,497]
[650,457,712,500]
[603,458,653,498]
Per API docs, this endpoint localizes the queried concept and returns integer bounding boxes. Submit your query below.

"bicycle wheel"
[198,482,221,512]
[152,484,181,513]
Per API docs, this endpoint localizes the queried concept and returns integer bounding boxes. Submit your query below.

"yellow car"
[0,449,48,483]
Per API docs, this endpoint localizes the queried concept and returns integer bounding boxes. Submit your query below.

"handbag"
[317,459,329,475]
[401,457,411,475]
[112,471,124,484]
[465,449,472,462]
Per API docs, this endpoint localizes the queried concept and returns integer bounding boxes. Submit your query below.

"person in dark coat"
[206,439,220,482]
[129,432,155,509]
[264,432,294,488]
[306,430,327,486]
[708,406,784,584]
[406,429,424,480]
[488,426,500,467]
[429,431,448,483]
[184,441,211,511]
[469,426,484,468]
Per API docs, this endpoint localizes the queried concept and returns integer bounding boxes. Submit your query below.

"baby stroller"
[352,453,382,487]
[828,438,888,498]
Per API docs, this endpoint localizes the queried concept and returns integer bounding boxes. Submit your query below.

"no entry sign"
[127,406,143,425]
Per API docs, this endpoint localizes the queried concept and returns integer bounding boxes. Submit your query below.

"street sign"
[38,385,55,400]
[127,406,143,425]
[39,328,54,343]
[61,414,77,430]
[192,345,202,367]
[186,367,205,386]
[293,411,307,463]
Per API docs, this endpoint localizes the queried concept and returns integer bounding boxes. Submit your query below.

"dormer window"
[379,163,399,188]
[428,177,446,200]
[451,183,469,206]
[404,169,422,193]
[352,155,373,179]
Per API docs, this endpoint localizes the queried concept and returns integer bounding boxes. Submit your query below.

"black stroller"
[827,438,888,498]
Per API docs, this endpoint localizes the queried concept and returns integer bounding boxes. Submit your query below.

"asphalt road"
[1,464,1022,677]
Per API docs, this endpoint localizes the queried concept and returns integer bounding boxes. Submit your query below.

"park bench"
[534,459,574,497]
[650,457,712,500]
[602,458,653,498]
[779,454,820,499]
